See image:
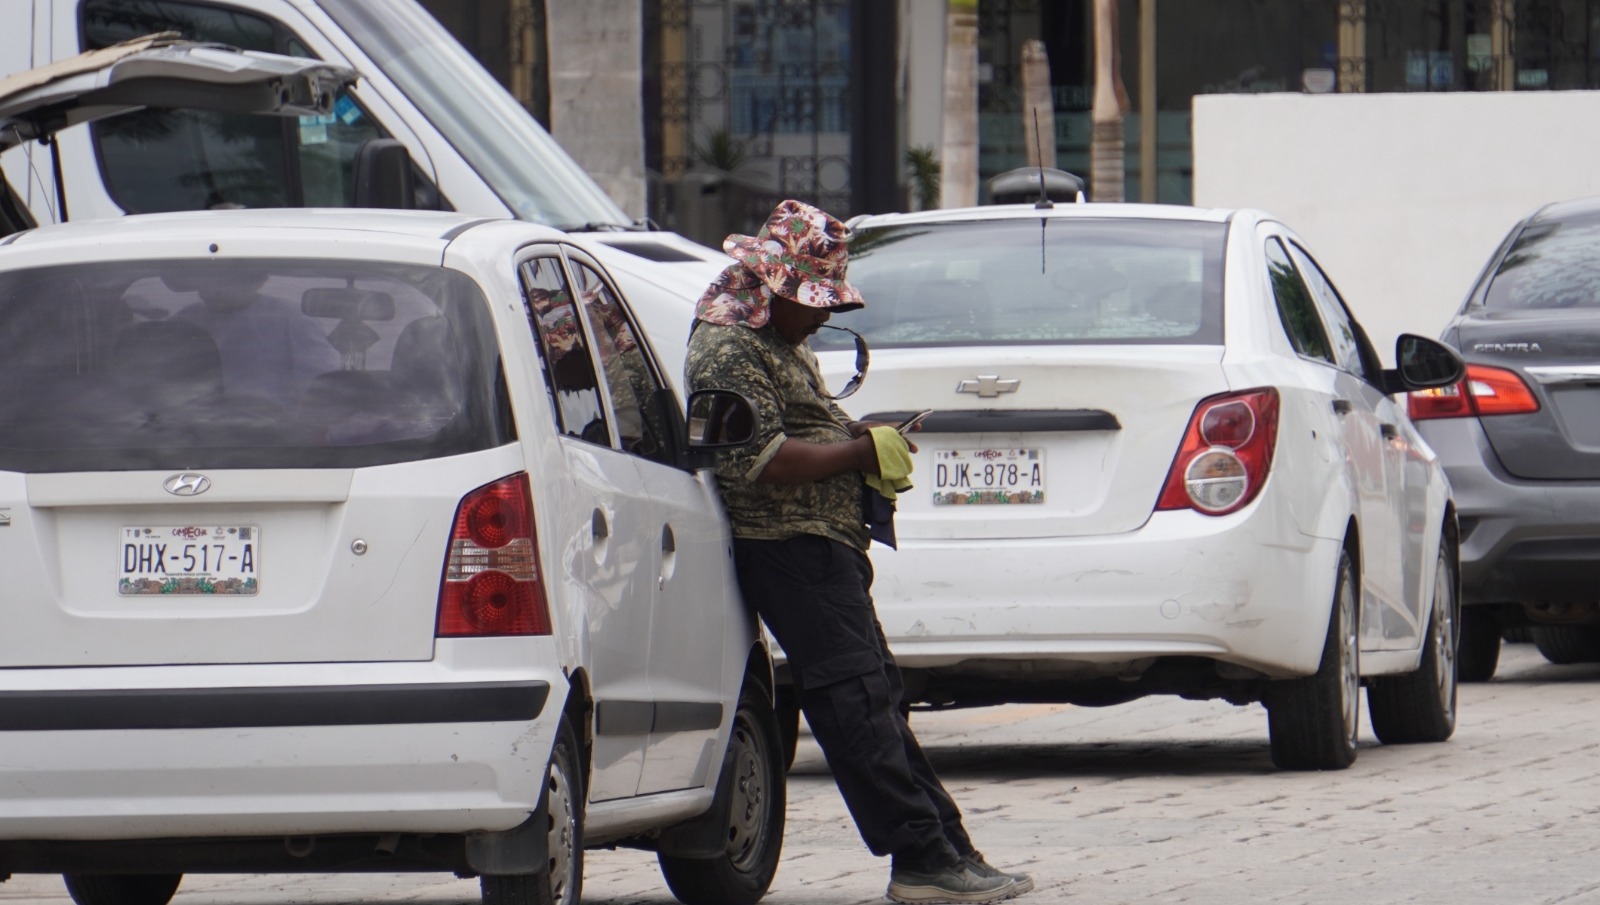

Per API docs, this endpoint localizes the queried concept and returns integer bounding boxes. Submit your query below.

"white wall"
[1193,91,1600,363]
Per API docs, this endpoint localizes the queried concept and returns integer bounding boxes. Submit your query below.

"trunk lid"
[824,345,1228,540]
[2,460,504,667]
[1455,309,1600,479]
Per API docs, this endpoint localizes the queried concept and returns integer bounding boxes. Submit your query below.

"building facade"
[429,0,1600,245]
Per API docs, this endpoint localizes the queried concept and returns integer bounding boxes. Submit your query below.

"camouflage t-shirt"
[686,321,869,550]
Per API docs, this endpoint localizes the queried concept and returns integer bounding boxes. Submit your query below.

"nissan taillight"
[1157,388,1280,516]
[1408,364,1540,420]
[436,473,552,636]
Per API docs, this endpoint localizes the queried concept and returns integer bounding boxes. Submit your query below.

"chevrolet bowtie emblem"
[956,375,1020,398]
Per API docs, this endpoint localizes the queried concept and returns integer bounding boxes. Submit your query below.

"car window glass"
[812,218,1226,350]
[81,0,414,212]
[520,256,609,446]
[318,0,631,228]
[0,258,512,473]
[1264,237,1334,365]
[569,259,672,466]
[1484,214,1600,310]
[1285,242,1367,379]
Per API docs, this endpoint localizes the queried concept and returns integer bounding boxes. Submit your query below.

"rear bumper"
[0,639,565,842]
[862,498,1339,683]
[0,680,548,731]
[1418,417,1600,605]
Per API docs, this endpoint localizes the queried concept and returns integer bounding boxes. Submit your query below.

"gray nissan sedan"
[1413,196,1600,680]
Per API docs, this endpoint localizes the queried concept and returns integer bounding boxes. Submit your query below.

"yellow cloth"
[864,425,915,500]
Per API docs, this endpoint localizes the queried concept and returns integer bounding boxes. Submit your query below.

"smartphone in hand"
[896,410,934,435]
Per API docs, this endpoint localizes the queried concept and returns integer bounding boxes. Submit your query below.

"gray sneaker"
[887,862,1019,904]
[961,852,1035,895]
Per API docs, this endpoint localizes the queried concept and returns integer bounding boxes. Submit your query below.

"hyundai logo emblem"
[163,473,212,497]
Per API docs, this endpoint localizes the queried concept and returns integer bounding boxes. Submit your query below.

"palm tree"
[1089,0,1129,202]
[1021,39,1056,170]
[940,0,979,209]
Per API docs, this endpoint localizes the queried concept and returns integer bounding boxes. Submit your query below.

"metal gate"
[654,0,853,243]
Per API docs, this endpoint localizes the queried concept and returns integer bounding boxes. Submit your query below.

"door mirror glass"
[1395,334,1464,390]
[686,389,756,449]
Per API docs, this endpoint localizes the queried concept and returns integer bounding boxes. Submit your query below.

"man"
[686,200,1034,904]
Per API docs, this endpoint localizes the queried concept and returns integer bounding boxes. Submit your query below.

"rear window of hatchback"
[812,217,1227,352]
[0,258,513,473]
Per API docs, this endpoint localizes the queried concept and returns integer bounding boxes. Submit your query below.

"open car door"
[0,33,356,234]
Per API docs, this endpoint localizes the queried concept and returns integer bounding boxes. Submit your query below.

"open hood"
[0,33,357,152]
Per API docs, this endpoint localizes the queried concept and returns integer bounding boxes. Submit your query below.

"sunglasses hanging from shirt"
[815,324,869,400]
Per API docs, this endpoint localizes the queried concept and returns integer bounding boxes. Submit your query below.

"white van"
[0,0,723,381]
[0,207,781,905]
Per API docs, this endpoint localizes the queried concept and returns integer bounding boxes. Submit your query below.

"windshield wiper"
[553,220,644,233]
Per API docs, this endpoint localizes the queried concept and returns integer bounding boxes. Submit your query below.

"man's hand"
[756,434,878,484]
[846,421,919,453]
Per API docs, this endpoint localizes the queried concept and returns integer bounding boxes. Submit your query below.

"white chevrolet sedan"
[809,202,1465,770]
[0,210,781,905]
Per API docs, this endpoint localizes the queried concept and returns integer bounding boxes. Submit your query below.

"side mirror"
[352,138,417,210]
[1385,334,1464,394]
[686,389,757,450]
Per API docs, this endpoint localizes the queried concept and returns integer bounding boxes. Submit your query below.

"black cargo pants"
[733,534,973,872]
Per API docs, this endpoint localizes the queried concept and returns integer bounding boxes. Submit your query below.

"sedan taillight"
[436,473,552,637]
[1157,388,1280,516]
[1407,364,1541,421]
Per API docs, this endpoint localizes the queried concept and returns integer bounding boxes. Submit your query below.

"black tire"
[481,715,584,905]
[1267,550,1359,771]
[63,875,182,905]
[1503,624,1534,644]
[774,685,800,771]
[659,680,786,905]
[1458,606,1502,683]
[1530,625,1600,664]
[1368,542,1459,744]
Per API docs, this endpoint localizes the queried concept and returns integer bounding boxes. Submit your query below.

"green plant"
[695,129,747,173]
[905,145,941,211]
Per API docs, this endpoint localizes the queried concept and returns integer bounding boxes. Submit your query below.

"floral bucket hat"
[695,199,865,328]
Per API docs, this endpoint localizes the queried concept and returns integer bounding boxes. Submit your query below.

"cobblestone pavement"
[4,641,1598,905]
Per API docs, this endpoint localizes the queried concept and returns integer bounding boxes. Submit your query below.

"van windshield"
[319,0,634,230]
[0,258,514,473]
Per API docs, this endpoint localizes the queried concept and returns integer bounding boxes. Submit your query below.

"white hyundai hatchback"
[807,202,1465,770]
[0,210,781,905]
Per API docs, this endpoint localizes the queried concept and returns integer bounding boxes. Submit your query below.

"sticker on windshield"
[335,94,364,126]
[299,113,334,146]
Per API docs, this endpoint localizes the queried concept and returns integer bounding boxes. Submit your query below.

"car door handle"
[1380,422,1400,440]
[659,524,677,590]
[1332,399,1353,415]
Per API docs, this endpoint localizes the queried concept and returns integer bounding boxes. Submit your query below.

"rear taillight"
[1407,364,1541,420]
[436,473,552,637]
[1157,388,1280,516]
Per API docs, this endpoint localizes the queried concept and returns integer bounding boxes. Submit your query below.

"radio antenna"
[1032,108,1053,210]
